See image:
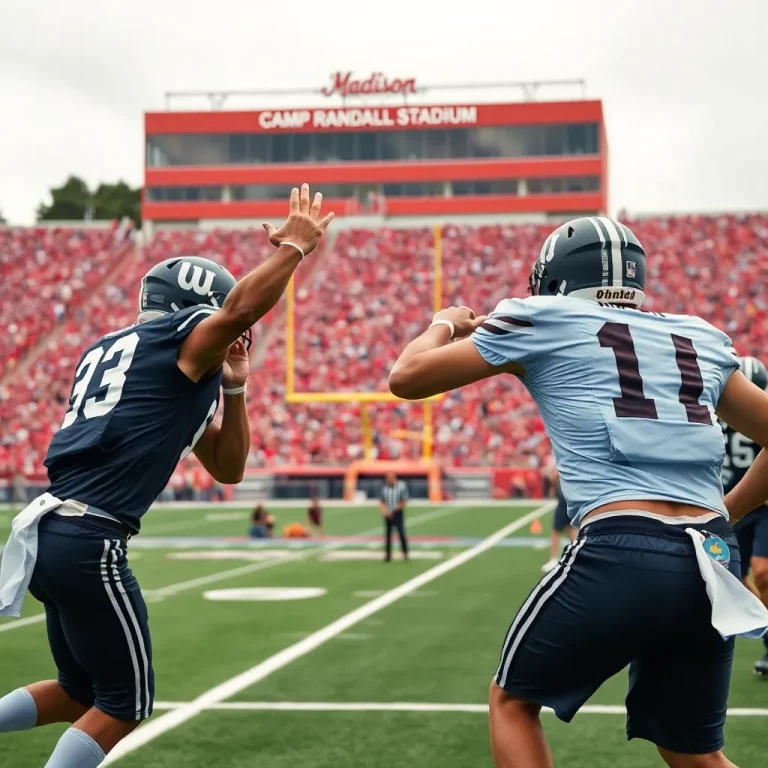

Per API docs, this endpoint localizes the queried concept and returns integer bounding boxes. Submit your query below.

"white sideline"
[103,503,553,763]
[0,503,473,628]
[150,701,768,717]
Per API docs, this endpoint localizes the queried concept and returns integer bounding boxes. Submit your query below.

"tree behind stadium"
[37,175,141,226]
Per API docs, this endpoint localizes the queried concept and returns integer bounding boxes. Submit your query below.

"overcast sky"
[0,0,766,224]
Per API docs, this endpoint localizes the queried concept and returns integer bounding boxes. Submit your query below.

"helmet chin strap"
[137,310,167,324]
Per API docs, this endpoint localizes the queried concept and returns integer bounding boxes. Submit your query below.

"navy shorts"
[494,514,739,755]
[552,488,570,532]
[734,506,768,578]
[28,514,154,721]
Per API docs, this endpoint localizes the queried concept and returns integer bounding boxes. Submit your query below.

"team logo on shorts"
[702,531,730,568]
[626,261,637,278]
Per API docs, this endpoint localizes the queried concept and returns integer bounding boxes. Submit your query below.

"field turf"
[0,502,766,767]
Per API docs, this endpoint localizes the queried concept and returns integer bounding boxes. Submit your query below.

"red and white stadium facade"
[143,73,608,222]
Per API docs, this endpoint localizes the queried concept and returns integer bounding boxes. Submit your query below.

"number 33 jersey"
[44,306,223,533]
[472,295,740,525]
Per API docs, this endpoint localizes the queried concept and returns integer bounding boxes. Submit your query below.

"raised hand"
[432,306,488,339]
[262,183,335,257]
[222,339,249,389]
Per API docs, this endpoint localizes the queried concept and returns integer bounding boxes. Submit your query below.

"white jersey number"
[60,333,140,429]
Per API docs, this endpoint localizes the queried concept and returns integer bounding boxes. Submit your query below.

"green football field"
[1,502,767,767]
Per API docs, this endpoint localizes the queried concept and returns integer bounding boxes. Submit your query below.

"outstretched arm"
[388,306,522,400]
[178,184,334,382]
[717,370,768,522]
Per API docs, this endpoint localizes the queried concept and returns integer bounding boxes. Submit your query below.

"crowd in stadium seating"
[2,214,767,478]
[0,225,128,373]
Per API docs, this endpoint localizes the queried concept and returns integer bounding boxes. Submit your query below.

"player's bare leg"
[488,682,553,768]
[0,680,88,733]
[657,746,738,767]
[71,708,139,753]
[42,708,140,767]
[26,680,89,726]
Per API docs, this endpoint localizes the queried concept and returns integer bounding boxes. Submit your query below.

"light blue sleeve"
[471,298,537,367]
[688,318,740,403]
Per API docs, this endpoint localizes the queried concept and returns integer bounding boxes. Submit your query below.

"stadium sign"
[321,71,418,99]
[258,105,478,131]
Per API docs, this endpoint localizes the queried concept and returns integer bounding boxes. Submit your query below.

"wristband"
[280,241,305,260]
[223,384,247,396]
[429,319,455,339]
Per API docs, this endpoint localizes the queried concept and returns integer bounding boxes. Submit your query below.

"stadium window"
[488,179,519,195]
[447,129,468,158]
[146,187,164,201]
[272,134,292,163]
[378,132,396,161]
[201,186,222,201]
[166,187,184,202]
[293,133,313,162]
[386,131,424,161]
[337,132,358,161]
[359,131,378,161]
[146,139,166,168]
[469,128,502,158]
[314,133,337,162]
[248,134,270,163]
[229,135,247,163]
[424,130,448,159]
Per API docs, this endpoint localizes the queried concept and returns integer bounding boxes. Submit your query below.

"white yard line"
[0,614,46,633]
[149,700,768,717]
[103,503,552,764]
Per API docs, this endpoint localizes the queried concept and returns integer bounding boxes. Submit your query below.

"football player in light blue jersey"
[390,217,768,768]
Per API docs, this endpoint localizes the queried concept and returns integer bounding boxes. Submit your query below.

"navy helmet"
[529,217,647,308]
[138,256,251,349]
[739,356,768,390]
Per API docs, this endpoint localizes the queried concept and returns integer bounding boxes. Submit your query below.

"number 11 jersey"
[44,306,223,533]
[472,295,740,525]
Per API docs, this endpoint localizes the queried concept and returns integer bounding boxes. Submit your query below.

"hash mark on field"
[103,503,553,764]
[149,701,768,717]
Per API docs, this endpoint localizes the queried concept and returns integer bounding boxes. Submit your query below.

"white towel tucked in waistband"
[686,528,768,640]
[0,493,62,618]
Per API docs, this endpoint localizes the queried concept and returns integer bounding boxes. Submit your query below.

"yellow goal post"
[284,224,445,462]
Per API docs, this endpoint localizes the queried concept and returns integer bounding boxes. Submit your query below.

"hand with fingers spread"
[263,183,335,257]
[432,306,488,339]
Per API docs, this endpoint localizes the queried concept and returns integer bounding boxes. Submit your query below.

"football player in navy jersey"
[0,185,333,767]
[721,356,768,676]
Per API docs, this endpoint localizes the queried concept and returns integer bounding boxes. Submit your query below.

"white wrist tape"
[429,319,455,339]
[223,384,247,395]
[280,241,305,260]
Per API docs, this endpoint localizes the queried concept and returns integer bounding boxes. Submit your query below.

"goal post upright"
[284,224,444,465]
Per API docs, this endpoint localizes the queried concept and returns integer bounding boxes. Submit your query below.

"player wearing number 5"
[390,217,768,768]
[0,185,333,768]
[721,356,768,677]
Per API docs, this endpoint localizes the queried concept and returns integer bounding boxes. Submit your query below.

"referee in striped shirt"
[380,472,410,562]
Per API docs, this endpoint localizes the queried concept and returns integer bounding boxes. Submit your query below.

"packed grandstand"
[2,213,766,484]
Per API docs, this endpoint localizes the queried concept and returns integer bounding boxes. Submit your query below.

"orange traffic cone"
[530,518,543,535]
